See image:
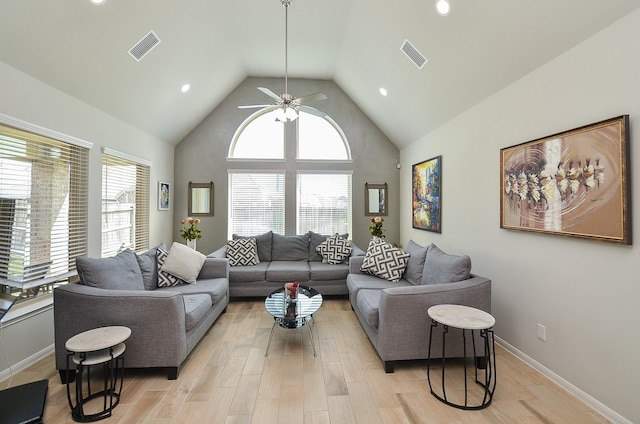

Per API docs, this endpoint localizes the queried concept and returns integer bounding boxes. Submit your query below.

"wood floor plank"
[4,299,611,424]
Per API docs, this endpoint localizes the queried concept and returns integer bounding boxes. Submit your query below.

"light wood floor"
[4,298,609,424]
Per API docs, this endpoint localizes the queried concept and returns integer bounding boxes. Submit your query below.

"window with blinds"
[101,150,150,257]
[228,172,285,237]
[0,122,89,302]
[297,173,352,236]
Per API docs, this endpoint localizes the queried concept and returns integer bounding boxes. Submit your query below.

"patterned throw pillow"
[156,248,186,287]
[316,234,352,264]
[360,238,410,282]
[226,238,259,266]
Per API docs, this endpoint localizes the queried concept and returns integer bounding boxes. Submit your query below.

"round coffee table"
[264,285,322,357]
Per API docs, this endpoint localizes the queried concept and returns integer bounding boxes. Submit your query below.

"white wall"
[0,61,175,377]
[400,10,640,423]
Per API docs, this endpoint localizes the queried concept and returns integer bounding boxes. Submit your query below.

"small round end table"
[65,326,131,422]
[427,304,496,410]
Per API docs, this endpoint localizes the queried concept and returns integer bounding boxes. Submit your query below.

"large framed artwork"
[500,115,631,244]
[412,156,442,232]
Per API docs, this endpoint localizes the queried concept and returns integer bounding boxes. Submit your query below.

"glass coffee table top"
[264,285,322,356]
[265,285,323,327]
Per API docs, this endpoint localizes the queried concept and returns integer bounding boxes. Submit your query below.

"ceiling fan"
[238,0,327,122]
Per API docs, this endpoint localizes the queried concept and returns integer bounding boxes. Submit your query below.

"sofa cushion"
[309,231,349,262]
[228,262,269,283]
[161,242,207,284]
[156,248,187,287]
[227,238,259,266]
[316,234,352,264]
[182,294,213,331]
[136,243,166,290]
[360,238,410,283]
[76,249,144,291]
[309,262,349,281]
[356,289,381,329]
[266,261,310,282]
[233,231,272,262]
[422,244,471,285]
[271,232,310,261]
[402,240,429,285]
[159,278,228,305]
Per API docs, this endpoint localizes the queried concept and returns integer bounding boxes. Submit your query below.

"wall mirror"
[365,182,388,216]
[188,181,214,216]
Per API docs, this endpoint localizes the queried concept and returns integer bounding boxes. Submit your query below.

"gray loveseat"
[210,231,364,297]
[347,240,491,373]
[54,243,229,381]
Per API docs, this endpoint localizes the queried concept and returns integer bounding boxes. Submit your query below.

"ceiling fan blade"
[257,87,282,102]
[299,105,327,118]
[238,104,273,109]
[296,92,328,105]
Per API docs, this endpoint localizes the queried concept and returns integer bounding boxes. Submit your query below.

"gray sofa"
[54,244,229,381]
[210,231,364,297]
[347,240,491,373]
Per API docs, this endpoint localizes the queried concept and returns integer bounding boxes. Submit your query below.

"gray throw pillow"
[402,240,428,285]
[233,231,273,262]
[271,232,310,261]
[76,249,144,291]
[421,244,471,285]
[136,242,166,290]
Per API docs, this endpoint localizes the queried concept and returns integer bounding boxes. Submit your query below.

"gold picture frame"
[500,115,631,244]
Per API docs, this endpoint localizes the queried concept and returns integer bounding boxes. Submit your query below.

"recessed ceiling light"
[435,0,450,16]
[90,0,105,5]
[181,84,191,93]
[379,88,388,96]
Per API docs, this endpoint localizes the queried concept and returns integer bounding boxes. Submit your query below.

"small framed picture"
[158,181,170,210]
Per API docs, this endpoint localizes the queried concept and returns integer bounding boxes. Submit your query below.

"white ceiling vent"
[400,39,427,70]
[129,31,160,61]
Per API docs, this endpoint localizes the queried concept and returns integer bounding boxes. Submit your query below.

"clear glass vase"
[186,239,197,250]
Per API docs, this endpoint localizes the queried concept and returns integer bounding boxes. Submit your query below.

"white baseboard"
[0,344,54,383]
[495,336,631,424]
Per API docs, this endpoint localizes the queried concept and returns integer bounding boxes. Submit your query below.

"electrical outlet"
[537,324,546,341]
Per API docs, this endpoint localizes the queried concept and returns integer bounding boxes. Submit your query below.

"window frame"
[0,113,92,321]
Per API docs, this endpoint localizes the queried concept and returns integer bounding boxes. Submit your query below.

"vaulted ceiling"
[1,1,638,148]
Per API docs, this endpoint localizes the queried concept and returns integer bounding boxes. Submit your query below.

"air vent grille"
[129,31,160,61]
[400,39,427,69]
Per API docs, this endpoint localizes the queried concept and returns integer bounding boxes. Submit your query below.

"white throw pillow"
[360,238,410,283]
[160,242,207,284]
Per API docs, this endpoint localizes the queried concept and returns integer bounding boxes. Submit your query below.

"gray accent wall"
[175,77,400,254]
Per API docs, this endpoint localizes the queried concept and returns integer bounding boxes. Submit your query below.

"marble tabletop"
[65,326,131,353]
[428,304,495,330]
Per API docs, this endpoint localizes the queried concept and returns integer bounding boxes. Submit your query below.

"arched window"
[228,108,352,237]
[297,112,351,160]
[229,109,285,159]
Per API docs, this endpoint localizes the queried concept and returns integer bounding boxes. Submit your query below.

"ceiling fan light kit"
[238,0,327,122]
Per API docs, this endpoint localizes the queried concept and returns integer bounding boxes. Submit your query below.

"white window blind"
[297,173,352,236]
[228,172,285,238]
[0,123,89,294]
[101,152,150,257]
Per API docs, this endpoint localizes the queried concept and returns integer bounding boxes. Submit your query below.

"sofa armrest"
[54,283,187,371]
[198,257,229,280]
[375,276,492,360]
[208,245,227,259]
[350,243,366,257]
[349,255,366,274]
